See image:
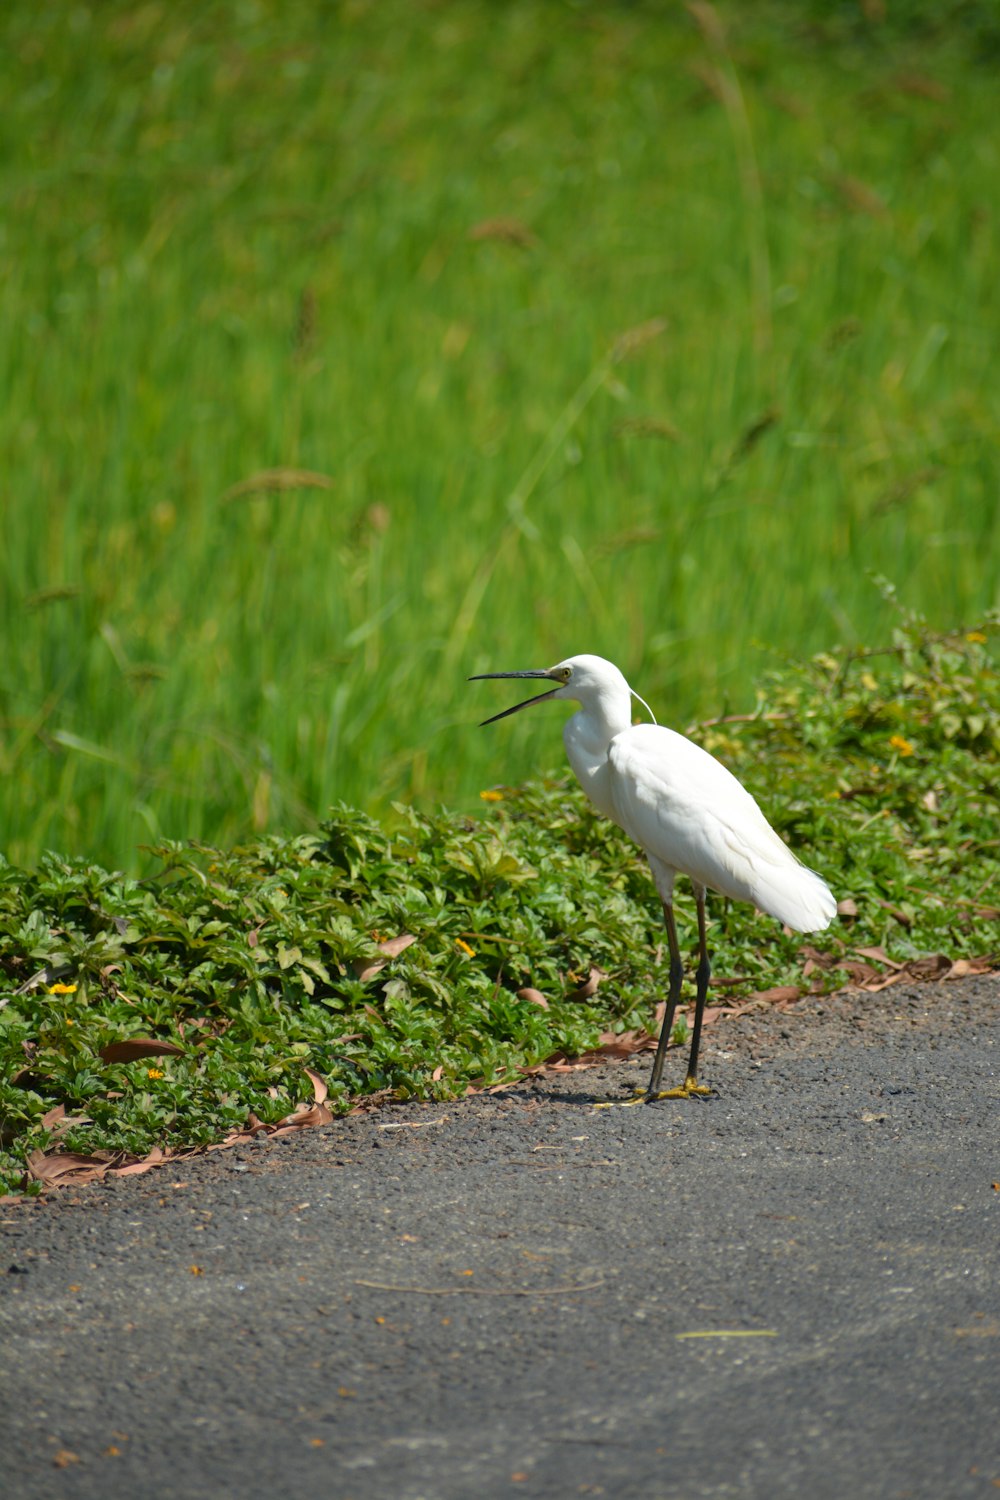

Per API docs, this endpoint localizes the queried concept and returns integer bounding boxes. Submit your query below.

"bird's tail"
[753,861,837,933]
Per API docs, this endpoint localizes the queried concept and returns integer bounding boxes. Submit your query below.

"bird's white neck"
[562,679,633,822]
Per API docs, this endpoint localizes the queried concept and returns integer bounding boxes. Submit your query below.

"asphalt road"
[2,976,998,1500]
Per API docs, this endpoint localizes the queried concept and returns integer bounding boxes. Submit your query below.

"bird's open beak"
[468,670,559,726]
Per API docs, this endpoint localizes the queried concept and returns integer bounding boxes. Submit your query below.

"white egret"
[470,654,836,1101]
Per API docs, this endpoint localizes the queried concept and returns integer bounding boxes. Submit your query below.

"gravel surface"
[2,976,999,1500]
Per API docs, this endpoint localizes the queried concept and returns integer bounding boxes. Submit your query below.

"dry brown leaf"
[26,1149,114,1188]
[837,898,859,917]
[99,1037,184,1064]
[906,954,953,981]
[876,899,913,928]
[702,1002,755,1026]
[40,1107,93,1138]
[344,1088,396,1116]
[861,971,907,993]
[114,1148,169,1178]
[270,1103,334,1134]
[841,961,881,986]
[853,946,904,969]
[945,957,995,980]
[800,944,843,968]
[857,953,951,992]
[517,987,548,1009]
[304,1068,328,1105]
[567,967,607,1003]
[747,986,802,1006]
[353,933,417,982]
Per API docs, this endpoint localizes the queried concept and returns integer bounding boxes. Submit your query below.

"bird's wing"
[608,725,835,931]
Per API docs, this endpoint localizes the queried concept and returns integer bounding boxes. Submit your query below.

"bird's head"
[469,654,642,726]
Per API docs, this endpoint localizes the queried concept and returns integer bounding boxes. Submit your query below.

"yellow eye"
[559,666,572,682]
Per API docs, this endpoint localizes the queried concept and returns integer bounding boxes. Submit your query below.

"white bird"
[470,653,836,1101]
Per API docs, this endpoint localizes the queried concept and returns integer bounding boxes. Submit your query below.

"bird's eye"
[559,667,572,682]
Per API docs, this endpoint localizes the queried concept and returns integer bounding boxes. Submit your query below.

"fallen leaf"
[567,967,607,1002]
[944,957,994,980]
[99,1038,184,1064]
[268,1100,334,1134]
[114,1148,169,1177]
[52,1450,81,1468]
[702,1002,755,1026]
[747,986,802,1006]
[304,1068,328,1105]
[353,934,417,983]
[836,898,858,917]
[875,899,913,928]
[853,946,905,969]
[858,952,954,992]
[26,1149,114,1188]
[517,987,548,1009]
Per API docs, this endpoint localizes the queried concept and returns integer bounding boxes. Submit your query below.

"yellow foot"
[592,1077,713,1109]
[648,1077,713,1101]
[592,1090,648,1110]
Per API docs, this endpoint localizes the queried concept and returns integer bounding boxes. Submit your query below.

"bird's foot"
[646,1076,713,1102]
[591,1089,649,1110]
[591,1077,713,1109]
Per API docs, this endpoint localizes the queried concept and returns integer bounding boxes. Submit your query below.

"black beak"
[467,670,559,726]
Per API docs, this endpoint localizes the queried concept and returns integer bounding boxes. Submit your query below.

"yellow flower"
[146,1067,165,1080]
[479,789,504,802]
[889,734,914,757]
[860,671,878,691]
[966,631,986,644]
[455,938,476,957]
[48,982,77,995]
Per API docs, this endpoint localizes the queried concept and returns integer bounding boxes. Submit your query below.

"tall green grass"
[1,1,997,870]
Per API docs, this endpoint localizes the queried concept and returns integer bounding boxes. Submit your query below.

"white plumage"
[470,652,836,1100]
[608,725,835,932]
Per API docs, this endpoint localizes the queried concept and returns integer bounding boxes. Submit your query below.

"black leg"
[685,888,711,1089]
[646,902,683,1097]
